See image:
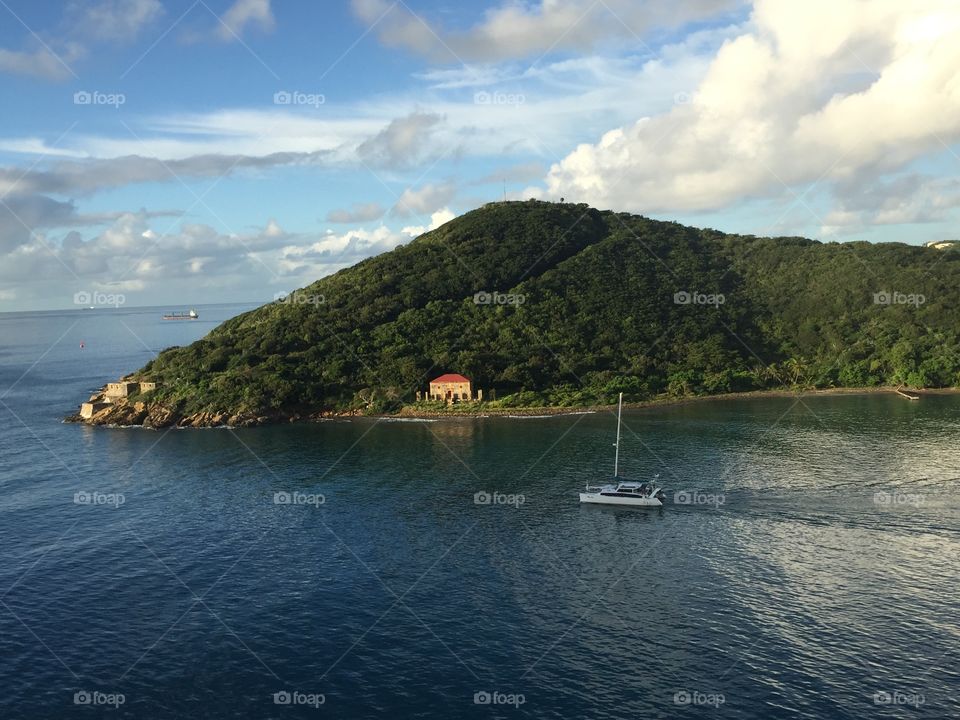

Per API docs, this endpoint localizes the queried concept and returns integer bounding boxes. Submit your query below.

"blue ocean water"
[0,305,958,718]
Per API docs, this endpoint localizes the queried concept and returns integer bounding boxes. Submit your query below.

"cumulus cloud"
[0,196,79,252]
[326,202,386,223]
[0,212,296,299]
[216,0,275,41]
[391,181,457,217]
[400,208,456,238]
[0,210,432,309]
[823,175,960,234]
[276,225,414,280]
[352,0,741,63]
[357,111,444,169]
[545,0,960,216]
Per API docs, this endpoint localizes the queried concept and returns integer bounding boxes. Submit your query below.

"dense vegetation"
[135,200,960,416]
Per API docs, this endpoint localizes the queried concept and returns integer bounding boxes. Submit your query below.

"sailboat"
[579,392,666,507]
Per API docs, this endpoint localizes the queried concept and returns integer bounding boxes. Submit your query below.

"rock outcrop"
[67,382,363,428]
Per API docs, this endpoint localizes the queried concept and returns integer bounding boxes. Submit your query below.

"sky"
[0,0,959,311]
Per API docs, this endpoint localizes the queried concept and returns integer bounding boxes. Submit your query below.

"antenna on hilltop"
[503,179,506,203]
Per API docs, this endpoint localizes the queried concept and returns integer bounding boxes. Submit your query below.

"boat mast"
[614,392,622,477]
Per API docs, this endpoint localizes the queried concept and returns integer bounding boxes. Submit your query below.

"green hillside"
[131,200,960,418]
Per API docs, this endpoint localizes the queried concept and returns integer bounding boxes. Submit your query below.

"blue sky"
[1,0,958,310]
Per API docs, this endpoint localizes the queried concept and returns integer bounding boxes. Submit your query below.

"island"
[68,200,960,428]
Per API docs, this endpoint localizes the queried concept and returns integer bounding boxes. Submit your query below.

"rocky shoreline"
[65,400,365,428]
[65,380,365,428]
[66,384,951,429]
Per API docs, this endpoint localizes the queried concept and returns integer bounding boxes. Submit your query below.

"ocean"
[0,304,957,718]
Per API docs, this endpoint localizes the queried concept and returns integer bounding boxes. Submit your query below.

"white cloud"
[67,0,164,43]
[401,208,456,237]
[217,0,275,41]
[0,211,429,308]
[264,218,285,237]
[0,0,160,80]
[0,44,83,80]
[357,111,444,169]
[352,0,742,63]
[278,225,410,276]
[822,174,960,234]
[0,44,725,171]
[545,0,960,215]
[0,150,330,200]
[326,202,386,223]
[0,213,295,297]
[392,181,457,217]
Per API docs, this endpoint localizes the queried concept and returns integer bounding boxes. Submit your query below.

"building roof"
[430,373,471,384]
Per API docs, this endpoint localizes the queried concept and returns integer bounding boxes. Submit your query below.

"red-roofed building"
[429,374,472,403]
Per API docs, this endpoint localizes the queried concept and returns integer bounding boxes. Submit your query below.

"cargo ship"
[162,309,198,320]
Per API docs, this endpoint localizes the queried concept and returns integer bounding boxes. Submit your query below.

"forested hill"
[127,200,960,419]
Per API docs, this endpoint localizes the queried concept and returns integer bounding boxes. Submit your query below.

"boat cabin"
[602,481,653,497]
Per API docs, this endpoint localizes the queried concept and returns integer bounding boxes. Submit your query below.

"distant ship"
[162,309,198,320]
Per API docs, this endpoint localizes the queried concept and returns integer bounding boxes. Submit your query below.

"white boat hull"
[579,492,663,507]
